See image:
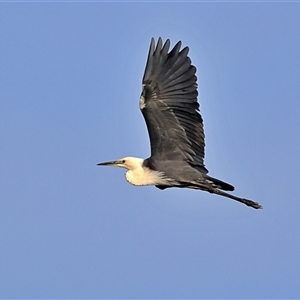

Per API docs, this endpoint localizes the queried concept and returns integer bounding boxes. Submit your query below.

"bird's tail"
[204,175,234,191]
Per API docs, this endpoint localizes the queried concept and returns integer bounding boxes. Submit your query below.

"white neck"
[125,166,165,186]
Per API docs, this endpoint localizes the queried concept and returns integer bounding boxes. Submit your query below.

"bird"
[98,37,262,209]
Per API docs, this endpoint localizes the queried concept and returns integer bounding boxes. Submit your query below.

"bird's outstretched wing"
[140,37,207,172]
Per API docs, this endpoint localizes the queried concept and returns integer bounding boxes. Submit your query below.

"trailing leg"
[210,188,262,209]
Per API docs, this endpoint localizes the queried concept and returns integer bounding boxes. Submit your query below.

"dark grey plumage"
[140,37,262,209]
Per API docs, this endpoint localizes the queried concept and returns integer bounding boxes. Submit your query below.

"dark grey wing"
[140,37,207,172]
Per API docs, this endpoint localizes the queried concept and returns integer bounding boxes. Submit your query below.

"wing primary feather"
[141,38,206,168]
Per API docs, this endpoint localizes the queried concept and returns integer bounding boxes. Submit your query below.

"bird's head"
[97,157,144,171]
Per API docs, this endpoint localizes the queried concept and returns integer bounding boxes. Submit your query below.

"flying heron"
[98,37,262,209]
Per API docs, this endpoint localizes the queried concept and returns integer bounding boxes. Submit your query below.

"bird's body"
[98,38,262,209]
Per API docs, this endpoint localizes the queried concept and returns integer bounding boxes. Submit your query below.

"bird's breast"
[125,168,166,186]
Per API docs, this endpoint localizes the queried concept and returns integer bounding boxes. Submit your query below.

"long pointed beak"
[97,160,119,166]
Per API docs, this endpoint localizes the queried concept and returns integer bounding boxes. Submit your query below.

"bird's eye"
[122,160,126,163]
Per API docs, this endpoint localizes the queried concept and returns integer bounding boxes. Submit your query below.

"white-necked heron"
[98,37,262,209]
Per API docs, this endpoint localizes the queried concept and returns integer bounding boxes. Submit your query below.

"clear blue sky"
[1,2,300,299]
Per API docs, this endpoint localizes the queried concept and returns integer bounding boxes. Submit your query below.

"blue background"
[1,2,300,298]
